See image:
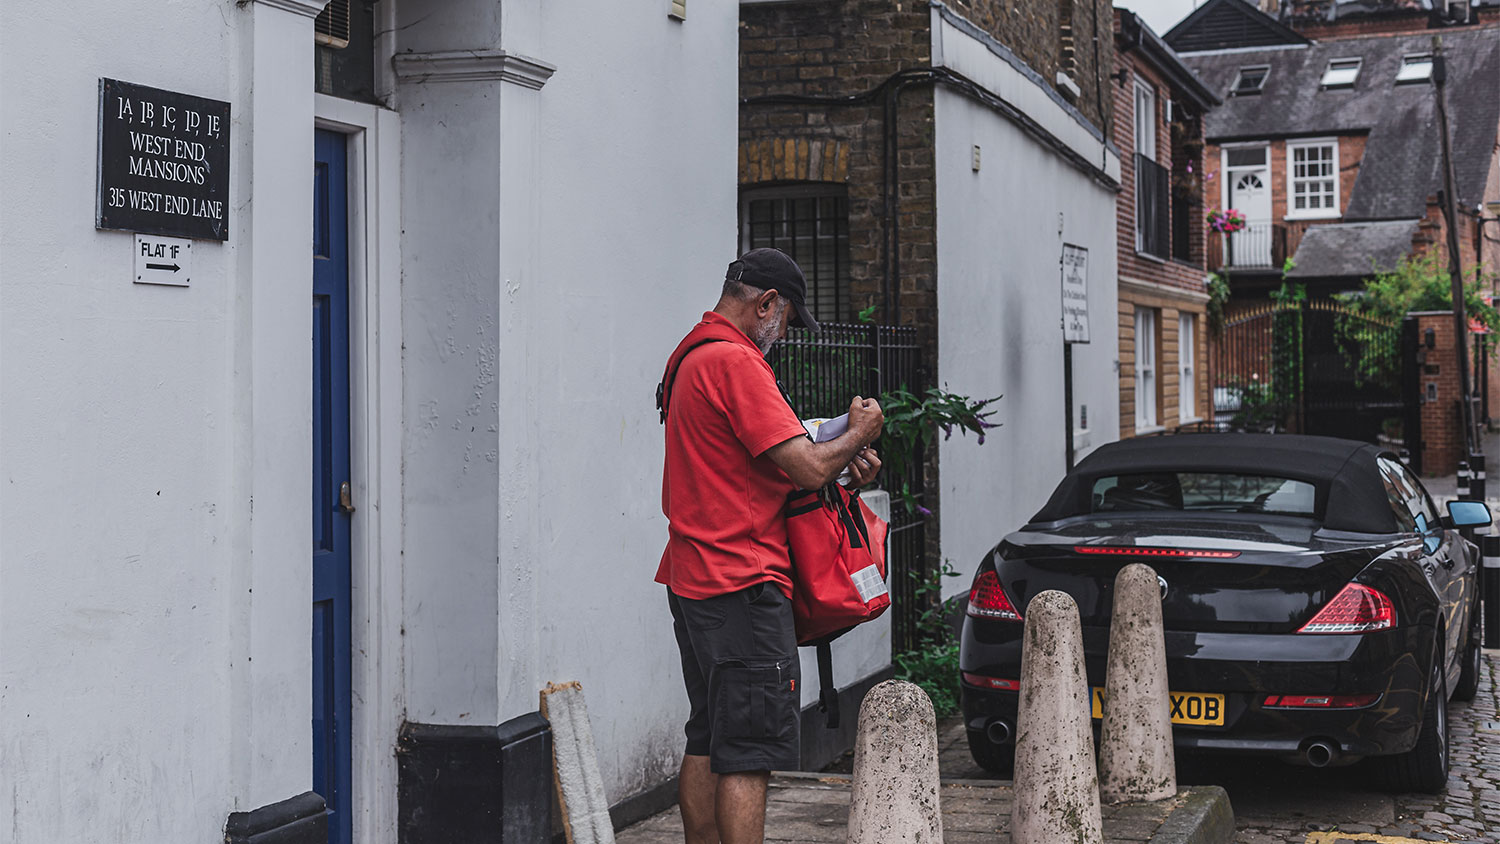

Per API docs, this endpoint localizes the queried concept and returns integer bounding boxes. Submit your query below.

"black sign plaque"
[97,78,231,241]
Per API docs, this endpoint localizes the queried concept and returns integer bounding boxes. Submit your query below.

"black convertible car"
[959,434,1488,793]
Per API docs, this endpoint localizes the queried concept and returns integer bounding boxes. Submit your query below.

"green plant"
[878,386,1001,515]
[857,304,879,324]
[1206,272,1231,338]
[1269,279,1306,429]
[1225,376,1277,432]
[894,559,963,716]
[1334,252,1500,388]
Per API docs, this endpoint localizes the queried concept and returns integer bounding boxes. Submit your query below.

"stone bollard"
[1012,590,1103,844]
[846,680,943,844]
[1098,564,1177,803]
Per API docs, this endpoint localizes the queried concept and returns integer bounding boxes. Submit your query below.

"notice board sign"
[97,78,231,241]
[1061,243,1089,344]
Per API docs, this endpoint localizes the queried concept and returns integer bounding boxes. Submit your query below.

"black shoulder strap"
[817,640,839,729]
[657,338,728,424]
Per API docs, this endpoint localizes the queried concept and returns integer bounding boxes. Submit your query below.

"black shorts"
[668,582,801,774]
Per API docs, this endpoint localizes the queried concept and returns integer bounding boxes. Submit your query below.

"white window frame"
[1320,57,1361,88]
[1135,307,1158,430]
[1179,313,1197,423]
[1231,65,1270,96]
[1285,138,1340,220]
[1395,53,1433,84]
[1134,79,1157,161]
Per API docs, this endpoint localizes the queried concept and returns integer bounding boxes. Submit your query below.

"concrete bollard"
[1098,564,1177,803]
[1012,590,1103,844]
[845,680,943,844]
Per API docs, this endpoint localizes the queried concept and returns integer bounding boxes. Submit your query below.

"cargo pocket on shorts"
[713,658,797,742]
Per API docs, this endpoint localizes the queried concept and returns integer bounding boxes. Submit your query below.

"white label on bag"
[851,564,888,603]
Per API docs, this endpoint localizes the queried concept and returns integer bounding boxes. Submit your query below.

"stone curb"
[1148,786,1235,844]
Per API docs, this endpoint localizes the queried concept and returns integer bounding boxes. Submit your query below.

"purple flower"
[917,504,933,517]
[977,433,986,445]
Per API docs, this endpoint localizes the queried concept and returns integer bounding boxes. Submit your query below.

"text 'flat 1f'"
[134,234,192,286]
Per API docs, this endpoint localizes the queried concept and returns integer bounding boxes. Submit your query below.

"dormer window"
[1395,54,1433,83]
[1320,58,1361,88]
[1231,65,1270,96]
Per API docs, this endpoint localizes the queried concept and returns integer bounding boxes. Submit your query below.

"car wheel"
[965,730,1015,778]
[1373,651,1450,794]
[1452,617,1482,703]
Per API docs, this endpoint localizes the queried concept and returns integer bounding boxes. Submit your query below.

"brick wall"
[1416,311,1465,476]
[948,0,1114,131]
[1201,133,1366,266]
[740,1,937,334]
[1113,34,1211,439]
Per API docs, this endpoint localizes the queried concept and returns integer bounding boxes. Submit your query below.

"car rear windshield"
[1090,472,1317,517]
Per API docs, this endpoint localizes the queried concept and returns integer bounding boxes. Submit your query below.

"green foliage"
[893,559,963,717]
[878,386,1001,516]
[1334,252,1500,388]
[856,304,879,324]
[1206,272,1231,339]
[1224,376,1278,432]
[1269,279,1306,428]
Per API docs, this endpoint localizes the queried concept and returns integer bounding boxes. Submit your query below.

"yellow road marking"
[1305,833,1450,844]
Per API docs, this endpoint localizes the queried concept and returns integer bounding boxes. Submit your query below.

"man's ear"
[758,289,778,314]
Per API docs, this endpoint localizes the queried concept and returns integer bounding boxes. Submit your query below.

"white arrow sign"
[134,234,192,287]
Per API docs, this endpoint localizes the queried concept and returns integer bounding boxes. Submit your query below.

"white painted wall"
[0,1,320,840]
[932,88,1121,597]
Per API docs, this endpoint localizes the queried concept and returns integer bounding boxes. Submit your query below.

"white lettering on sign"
[133,234,192,287]
[1061,244,1090,345]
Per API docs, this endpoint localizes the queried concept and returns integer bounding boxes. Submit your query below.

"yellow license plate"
[1090,687,1225,726]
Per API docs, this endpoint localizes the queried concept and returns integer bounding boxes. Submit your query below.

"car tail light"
[962,672,1020,691]
[1074,545,1240,559]
[968,570,1023,620]
[1297,583,1395,633]
[1262,693,1380,709]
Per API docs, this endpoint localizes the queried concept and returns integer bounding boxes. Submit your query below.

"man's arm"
[765,396,884,490]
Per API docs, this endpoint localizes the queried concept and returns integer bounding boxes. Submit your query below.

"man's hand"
[847,396,884,445]
[843,447,881,489]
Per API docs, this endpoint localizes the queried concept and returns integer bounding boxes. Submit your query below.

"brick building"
[1112,10,1221,437]
[738,0,1123,583]
[1165,0,1500,463]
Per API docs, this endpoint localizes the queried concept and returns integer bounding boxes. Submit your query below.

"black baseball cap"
[726,248,819,331]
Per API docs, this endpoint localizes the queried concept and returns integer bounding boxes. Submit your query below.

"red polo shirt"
[656,313,808,600]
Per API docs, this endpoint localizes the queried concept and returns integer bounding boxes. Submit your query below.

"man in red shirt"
[657,248,884,844]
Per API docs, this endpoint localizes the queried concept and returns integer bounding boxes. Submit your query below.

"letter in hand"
[844,447,882,489]
[847,396,885,445]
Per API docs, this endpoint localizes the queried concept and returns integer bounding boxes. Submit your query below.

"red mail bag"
[785,483,890,645]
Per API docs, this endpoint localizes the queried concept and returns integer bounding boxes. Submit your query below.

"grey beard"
[755,305,787,355]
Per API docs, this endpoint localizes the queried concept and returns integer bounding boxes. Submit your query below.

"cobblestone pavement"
[1193,650,1500,844]
[935,651,1499,843]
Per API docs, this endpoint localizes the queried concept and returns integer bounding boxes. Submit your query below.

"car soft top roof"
[1030,434,1400,534]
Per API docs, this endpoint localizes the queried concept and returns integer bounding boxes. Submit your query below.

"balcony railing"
[1206,222,1288,270]
[1135,154,1170,259]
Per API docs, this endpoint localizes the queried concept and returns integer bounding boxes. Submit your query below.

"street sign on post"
[1061,244,1090,345]
[1061,244,1089,470]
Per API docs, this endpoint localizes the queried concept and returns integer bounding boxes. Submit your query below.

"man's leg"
[678,753,718,844]
[715,770,770,844]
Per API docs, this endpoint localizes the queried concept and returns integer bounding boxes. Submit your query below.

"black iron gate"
[1211,300,1403,443]
[767,322,927,652]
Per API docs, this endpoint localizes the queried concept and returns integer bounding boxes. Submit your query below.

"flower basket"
[1207,207,1247,234]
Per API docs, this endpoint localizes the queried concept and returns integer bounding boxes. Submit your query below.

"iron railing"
[1208,222,1288,270]
[1135,154,1171,259]
[767,322,929,652]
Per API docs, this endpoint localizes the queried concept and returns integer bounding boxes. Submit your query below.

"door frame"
[314,94,403,844]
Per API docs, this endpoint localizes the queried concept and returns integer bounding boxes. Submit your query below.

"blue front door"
[312,128,353,844]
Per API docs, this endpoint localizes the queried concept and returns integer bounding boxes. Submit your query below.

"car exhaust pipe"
[1305,740,1339,768]
[986,719,1012,745]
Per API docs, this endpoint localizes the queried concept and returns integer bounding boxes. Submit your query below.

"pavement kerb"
[1147,785,1235,844]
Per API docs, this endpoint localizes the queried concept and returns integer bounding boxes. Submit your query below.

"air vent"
[315,0,351,49]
